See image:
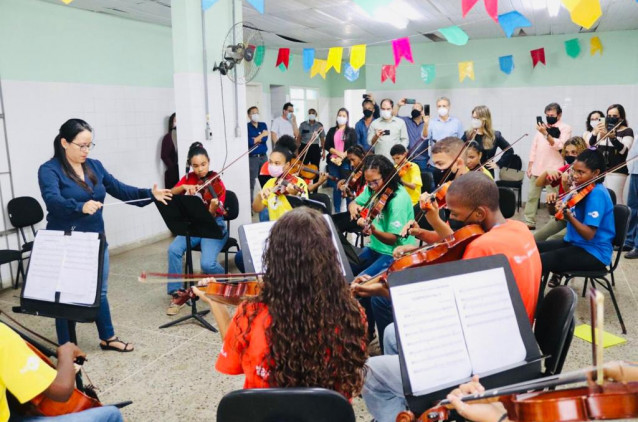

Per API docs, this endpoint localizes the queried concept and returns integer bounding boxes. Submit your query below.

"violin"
[198,171,226,215]
[360,186,394,231]
[554,183,595,220]
[196,277,261,306]
[272,174,305,196]
[342,169,364,198]
[291,162,337,182]
[420,181,451,212]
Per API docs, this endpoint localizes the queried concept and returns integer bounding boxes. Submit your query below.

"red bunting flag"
[381,65,396,83]
[276,48,290,69]
[462,0,498,22]
[530,48,546,68]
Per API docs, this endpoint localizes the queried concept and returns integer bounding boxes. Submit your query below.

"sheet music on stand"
[20,230,105,322]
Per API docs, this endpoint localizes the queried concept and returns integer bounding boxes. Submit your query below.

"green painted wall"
[363,30,637,91]
[0,0,174,87]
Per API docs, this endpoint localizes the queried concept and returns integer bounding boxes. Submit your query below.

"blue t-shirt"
[354,118,371,151]
[247,122,268,155]
[564,183,615,265]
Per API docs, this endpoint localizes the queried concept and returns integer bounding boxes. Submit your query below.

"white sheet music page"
[391,278,473,396]
[322,215,347,276]
[452,267,526,374]
[22,230,65,302]
[242,221,276,273]
[58,232,100,305]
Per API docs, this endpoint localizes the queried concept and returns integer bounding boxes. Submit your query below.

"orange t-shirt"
[216,302,272,388]
[463,220,542,323]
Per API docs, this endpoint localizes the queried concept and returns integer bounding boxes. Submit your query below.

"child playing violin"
[166,142,229,316]
[252,144,308,221]
[465,141,494,179]
[347,154,416,347]
[537,149,615,288]
[191,208,367,397]
[390,144,423,205]
[337,145,367,199]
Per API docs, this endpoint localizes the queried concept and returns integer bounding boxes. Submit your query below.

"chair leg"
[611,270,615,287]
[581,278,588,298]
[224,251,229,273]
[537,273,548,317]
[599,277,626,334]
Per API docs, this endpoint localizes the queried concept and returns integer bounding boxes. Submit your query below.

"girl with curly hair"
[193,207,367,398]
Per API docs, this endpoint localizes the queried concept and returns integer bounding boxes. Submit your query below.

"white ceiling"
[39,0,638,51]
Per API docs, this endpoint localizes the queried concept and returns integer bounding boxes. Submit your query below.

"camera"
[383,129,390,136]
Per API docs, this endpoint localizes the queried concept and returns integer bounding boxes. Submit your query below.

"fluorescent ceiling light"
[371,0,423,30]
[547,0,561,17]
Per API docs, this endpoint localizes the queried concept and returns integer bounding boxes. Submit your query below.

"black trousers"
[537,240,607,275]
[301,143,321,168]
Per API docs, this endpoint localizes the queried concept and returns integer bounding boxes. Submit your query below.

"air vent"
[516,28,528,37]
[422,32,445,42]
[105,7,129,14]
[579,23,599,33]
[276,34,307,43]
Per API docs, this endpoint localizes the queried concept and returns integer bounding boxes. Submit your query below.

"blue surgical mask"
[286,112,293,120]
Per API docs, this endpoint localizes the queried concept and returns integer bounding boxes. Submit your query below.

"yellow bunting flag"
[590,36,603,55]
[561,0,602,29]
[326,47,343,73]
[350,44,367,71]
[458,61,475,82]
[60,0,74,3]
[310,59,328,79]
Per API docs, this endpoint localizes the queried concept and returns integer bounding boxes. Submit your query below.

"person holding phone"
[461,105,512,177]
[367,98,408,160]
[392,98,430,180]
[524,102,572,230]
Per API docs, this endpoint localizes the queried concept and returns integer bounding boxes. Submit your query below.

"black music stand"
[155,196,224,332]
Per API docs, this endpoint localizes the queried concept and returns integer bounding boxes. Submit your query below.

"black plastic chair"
[309,193,332,214]
[220,190,240,272]
[496,154,523,210]
[217,388,355,422]
[6,197,43,288]
[541,205,629,334]
[498,187,517,219]
[534,286,577,376]
[420,171,434,193]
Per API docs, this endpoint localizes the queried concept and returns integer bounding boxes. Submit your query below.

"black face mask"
[411,109,421,119]
[546,116,558,125]
[547,127,561,138]
[565,156,576,165]
[448,207,478,231]
[363,109,373,118]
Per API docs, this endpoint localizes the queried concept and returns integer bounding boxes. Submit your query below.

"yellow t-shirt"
[1,323,56,422]
[481,167,494,179]
[399,162,423,205]
[261,177,309,221]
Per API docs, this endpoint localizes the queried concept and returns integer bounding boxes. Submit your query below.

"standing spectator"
[524,102,572,230]
[461,105,513,177]
[393,98,429,171]
[160,112,178,188]
[325,108,358,212]
[583,110,605,144]
[423,97,464,185]
[270,102,299,143]
[591,104,634,205]
[298,108,326,168]
[247,106,269,199]
[355,98,375,151]
[624,128,638,258]
[367,98,408,160]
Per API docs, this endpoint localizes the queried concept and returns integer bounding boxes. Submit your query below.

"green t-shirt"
[355,185,416,255]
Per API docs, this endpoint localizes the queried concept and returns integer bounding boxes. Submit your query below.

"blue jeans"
[167,217,228,294]
[624,174,638,248]
[362,323,406,422]
[259,208,269,222]
[56,250,113,343]
[11,406,122,422]
[326,161,351,213]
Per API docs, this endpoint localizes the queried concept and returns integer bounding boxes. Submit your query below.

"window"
[289,87,319,123]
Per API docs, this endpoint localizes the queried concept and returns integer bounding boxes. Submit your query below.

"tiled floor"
[1,205,637,421]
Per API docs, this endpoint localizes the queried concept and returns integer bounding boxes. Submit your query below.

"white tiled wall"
[373,85,638,198]
[1,80,175,252]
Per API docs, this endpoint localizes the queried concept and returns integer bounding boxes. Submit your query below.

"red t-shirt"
[550,163,570,195]
[176,171,226,216]
[259,161,269,176]
[463,220,542,323]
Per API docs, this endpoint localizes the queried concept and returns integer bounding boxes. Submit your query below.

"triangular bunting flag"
[310,59,328,79]
[564,38,580,58]
[420,64,436,84]
[590,36,603,55]
[276,48,290,69]
[458,61,475,82]
[438,26,469,46]
[462,0,498,22]
[391,38,414,66]
[344,64,360,82]
[498,55,514,74]
[561,0,602,29]
[246,0,264,14]
[326,47,343,73]
[303,49,315,73]
[381,65,396,83]
[254,45,265,66]
[531,48,546,67]
[350,44,367,70]
[354,0,393,15]
[60,0,75,3]
[498,11,532,38]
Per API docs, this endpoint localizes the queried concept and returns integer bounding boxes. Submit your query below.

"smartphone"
[536,116,543,126]
[362,93,370,99]
[383,129,390,136]
[600,117,606,126]
[405,98,416,104]
[423,104,430,116]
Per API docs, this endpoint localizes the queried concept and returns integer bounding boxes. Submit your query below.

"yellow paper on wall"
[574,324,626,348]
[310,59,328,79]
[326,47,343,73]
[350,44,367,70]
[590,36,603,55]
[458,61,475,82]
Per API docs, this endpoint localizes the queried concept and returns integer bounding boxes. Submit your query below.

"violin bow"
[194,144,260,195]
[138,271,263,283]
[0,309,59,357]
[290,129,321,178]
[474,133,528,173]
[592,119,625,149]
[557,155,638,201]
[590,289,605,385]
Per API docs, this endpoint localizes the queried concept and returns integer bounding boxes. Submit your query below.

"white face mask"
[438,107,449,117]
[286,112,293,120]
[251,113,260,122]
[336,116,348,126]
[268,163,284,178]
[471,118,482,129]
[308,114,316,121]
[381,109,392,120]
[590,119,600,128]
